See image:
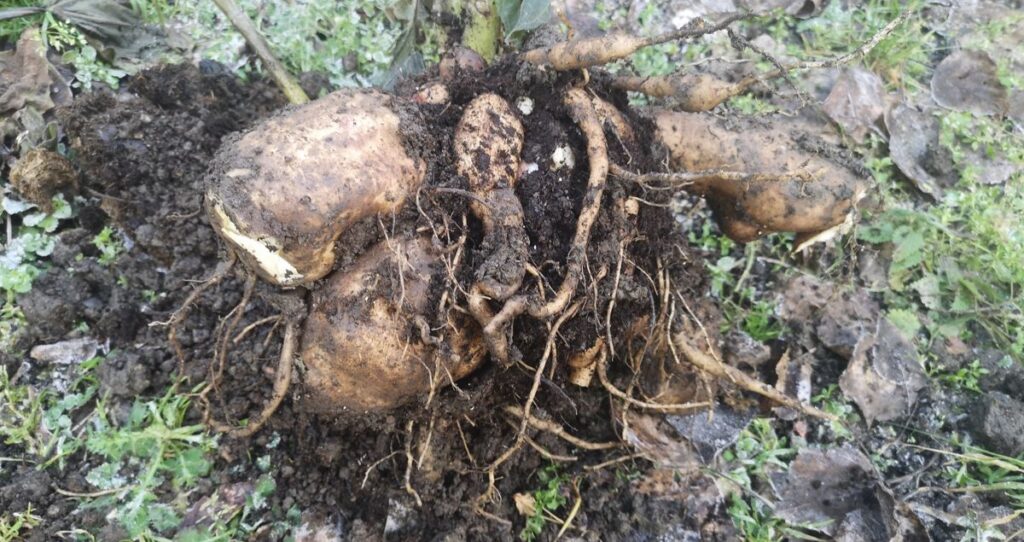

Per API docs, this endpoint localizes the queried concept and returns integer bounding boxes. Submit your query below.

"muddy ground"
[1,61,734,540]
[3,3,1024,540]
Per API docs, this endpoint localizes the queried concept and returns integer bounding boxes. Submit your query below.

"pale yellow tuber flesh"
[299,236,485,412]
[653,111,868,242]
[205,89,426,287]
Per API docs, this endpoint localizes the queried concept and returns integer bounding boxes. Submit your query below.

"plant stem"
[210,0,309,105]
[462,0,500,61]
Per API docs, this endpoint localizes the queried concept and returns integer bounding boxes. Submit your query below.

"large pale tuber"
[205,90,426,286]
[654,111,868,243]
[298,236,485,412]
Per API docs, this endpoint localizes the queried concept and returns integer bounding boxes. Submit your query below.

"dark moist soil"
[3,61,730,541]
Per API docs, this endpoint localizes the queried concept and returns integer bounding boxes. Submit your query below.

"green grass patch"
[0,0,42,44]
[795,0,934,89]
[519,464,568,542]
[692,227,789,343]
[173,0,441,89]
[858,113,1024,360]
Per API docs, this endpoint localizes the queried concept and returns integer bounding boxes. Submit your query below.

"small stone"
[384,497,418,535]
[516,96,535,116]
[551,144,574,170]
[972,392,1024,456]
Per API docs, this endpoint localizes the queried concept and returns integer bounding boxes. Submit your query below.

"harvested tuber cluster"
[190,11,874,426]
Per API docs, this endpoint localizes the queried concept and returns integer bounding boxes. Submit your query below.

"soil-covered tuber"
[455,93,529,302]
[654,111,868,243]
[205,89,426,286]
[298,236,485,412]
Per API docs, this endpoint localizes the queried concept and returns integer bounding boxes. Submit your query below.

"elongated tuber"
[455,93,529,301]
[653,111,868,242]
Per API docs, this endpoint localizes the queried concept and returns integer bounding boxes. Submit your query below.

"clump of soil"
[5,61,730,540]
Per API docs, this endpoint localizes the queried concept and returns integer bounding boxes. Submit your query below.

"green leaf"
[148,503,180,533]
[120,499,151,538]
[891,229,926,271]
[19,231,55,256]
[887,310,922,339]
[911,274,942,310]
[0,263,39,294]
[857,219,894,244]
[21,211,47,228]
[166,447,211,488]
[498,0,550,37]
[1,197,35,216]
[85,461,126,490]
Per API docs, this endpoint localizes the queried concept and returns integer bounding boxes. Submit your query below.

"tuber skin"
[205,89,426,287]
[611,74,752,113]
[298,236,485,412]
[520,13,747,71]
[455,93,529,302]
[653,111,868,242]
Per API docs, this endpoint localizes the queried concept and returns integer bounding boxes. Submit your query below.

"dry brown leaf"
[663,404,754,463]
[823,68,886,143]
[931,50,1008,116]
[886,103,957,199]
[513,492,537,517]
[29,337,99,366]
[773,447,876,536]
[773,349,812,421]
[621,410,702,470]
[0,29,58,115]
[839,318,927,425]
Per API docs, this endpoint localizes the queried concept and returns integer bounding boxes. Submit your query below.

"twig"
[54,486,129,498]
[584,453,644,471]
[782,10,913,72]
[503,405,618,451]
[456,420,477,467]
[556,480,583,539]
[162,252,236,384]
[404,420,423,507]
[210,0,309,104]
[478,302,582,507]
[510,420,579,463]
[608,10,911,110]
[210,321,299,438]
[233,314,281,344]
[672,333,838,421]
[361,451,402,489]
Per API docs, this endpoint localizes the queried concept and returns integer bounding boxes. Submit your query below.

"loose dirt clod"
[9,148,78,210]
